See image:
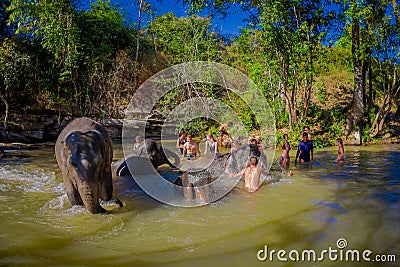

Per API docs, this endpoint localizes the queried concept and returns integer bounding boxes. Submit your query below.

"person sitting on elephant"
[218,122,233,152]
[229,157,268,193]
[182,135,201,160]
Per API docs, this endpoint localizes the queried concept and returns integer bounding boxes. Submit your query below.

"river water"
[0,143,399,266]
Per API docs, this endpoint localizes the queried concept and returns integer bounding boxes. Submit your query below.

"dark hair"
[250,156,258,165]
[283,134,288,139]
[250,138,257,143]
[336,138,344,153]
[302,132,308,137]
[179,129,186,137]
[303,126,310,131]
[207,133,215,142]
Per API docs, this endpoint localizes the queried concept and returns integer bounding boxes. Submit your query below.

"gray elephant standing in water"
[55,117,121,214]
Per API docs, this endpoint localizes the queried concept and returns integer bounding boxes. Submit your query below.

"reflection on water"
[0,142,399,266]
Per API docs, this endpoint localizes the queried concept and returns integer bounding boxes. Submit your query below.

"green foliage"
[1,0,399,147]
[181,117,217,138]
[78,0,133,66]
[147,13,220,64]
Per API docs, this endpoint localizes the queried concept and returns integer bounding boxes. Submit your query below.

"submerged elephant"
[176,143,269,202]
[55,117,122,214]
[112,139,180,177]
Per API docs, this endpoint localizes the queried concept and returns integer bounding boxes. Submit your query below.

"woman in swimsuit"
[334,138,344,162]
[176,129,186,155]
[280,134,290,167]
[204,133,218,154]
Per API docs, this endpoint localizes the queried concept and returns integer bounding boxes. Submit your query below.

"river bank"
[0,113,399,149]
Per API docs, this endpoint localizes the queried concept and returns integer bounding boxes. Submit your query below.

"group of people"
[279,126,345,169]
[176,123,268,193]
[176,122,234,161]
[174,123,346,193]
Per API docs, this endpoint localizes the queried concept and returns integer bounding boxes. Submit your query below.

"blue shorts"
[186,154,196,160]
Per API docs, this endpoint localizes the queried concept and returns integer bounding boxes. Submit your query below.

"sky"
[106,0,250,36]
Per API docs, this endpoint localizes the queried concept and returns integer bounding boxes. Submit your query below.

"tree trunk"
[282,54,294,132]
[135,0,144,63]
[345,3,364,145]
[367,58,373,113]
[0,92,8,130]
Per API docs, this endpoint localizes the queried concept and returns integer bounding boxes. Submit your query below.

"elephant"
[112,139,180,177]
[176,143,270,202]
[180,168,212,202]
[113,140,273,203]
[55,117,122,214]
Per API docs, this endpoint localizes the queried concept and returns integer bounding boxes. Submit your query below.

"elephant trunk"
[78,180,107,214]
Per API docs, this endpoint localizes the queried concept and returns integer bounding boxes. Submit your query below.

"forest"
[0,0,399,146]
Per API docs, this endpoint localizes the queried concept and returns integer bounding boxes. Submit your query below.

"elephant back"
[55,117,113,166]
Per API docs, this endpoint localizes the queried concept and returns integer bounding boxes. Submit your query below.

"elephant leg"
[99,168,113,201]
[181,173,194,200]
[183,183,195,200]
[78,182,106,214]
[194,180,210,204]
[64,177,83,206]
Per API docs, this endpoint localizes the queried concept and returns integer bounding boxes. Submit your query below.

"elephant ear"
[65,132,82,168]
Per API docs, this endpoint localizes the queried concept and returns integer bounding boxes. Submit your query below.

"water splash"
[0,164,62,194]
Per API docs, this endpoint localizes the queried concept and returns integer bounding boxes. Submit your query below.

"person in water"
[204,133,218,154]
[218,122,233,152]
[133,135,144,150]
[249,138,266,168]
[303,126,312,141]
[182,134,201,160]
[334,138,344,162]
[249,138,263,157]
[295,132,314,163]
[230,157,269,192]
[280,134,291,167]
[176,129,187,155]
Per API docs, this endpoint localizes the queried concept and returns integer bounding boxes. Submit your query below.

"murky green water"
[0,143,399,266]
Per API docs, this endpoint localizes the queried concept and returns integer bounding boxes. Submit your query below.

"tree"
[7,0,81,115]
[147,12,220,64]
[257,0,331,131]
[368,0,400,137]
[342,0,399,141]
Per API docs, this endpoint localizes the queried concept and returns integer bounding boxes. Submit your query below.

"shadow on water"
[284,146,400,262]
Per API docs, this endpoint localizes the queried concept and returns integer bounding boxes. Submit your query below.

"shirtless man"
[218,122,233,152]
[230,157,268,192]
[182,135,201,160]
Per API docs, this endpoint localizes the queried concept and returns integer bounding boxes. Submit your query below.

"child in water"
[280,134,290,167]
[334,138,344,162]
